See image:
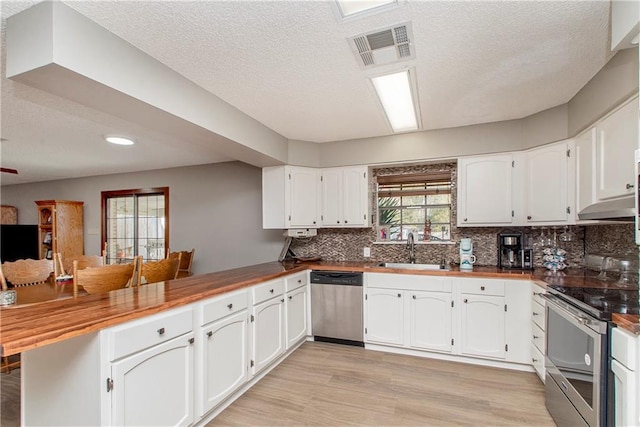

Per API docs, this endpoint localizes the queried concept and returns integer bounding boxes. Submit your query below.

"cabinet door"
[409,291,453,353]
[286,286,308,349]
[457,154,513,225]
[575,129,597,214]
[525,142,569,223]
[251,297,285,375]
[596,100,638,200]
[611,359,638,427]
[111,333,194,427]
[288,167,319,227]
[200,311,248,415]
[342,166,368,227]
[460,295,506,359]
[321,168,342,226]
[365,288,404,346]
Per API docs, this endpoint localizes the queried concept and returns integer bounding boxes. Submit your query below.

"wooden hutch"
[35,200,84,262]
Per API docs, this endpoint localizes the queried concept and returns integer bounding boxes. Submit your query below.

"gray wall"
[568,47,639,136]
[0,161,284,274]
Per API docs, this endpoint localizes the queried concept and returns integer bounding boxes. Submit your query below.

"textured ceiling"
[0,0,612,185]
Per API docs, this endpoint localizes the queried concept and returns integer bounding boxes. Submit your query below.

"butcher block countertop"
[2,261,639,356]
[0,262,306,357]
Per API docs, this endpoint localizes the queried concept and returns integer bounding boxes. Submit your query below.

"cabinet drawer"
[461,280,504,296]
[201,290,248,326]
[285,272,308,292]
[532,321,546,354]
[531,343,545,382]
[612,327,638,371]
[253,278,284,305]
[532,284,546,306]
[109,307,193,361]
[532,300,545,331]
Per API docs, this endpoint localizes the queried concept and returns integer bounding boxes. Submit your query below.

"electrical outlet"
[363,247,371,258]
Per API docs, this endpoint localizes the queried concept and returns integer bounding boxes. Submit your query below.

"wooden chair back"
[73,261,135,295]
[138,255,181,285]
[0,267,7,291]
[60,253,105,275]
[1,258,54,287]
[167,248,195,278]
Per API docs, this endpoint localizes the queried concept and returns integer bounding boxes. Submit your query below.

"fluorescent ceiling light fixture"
[371,70,418,133]
[336,0,396,17]
[105,136,135,146]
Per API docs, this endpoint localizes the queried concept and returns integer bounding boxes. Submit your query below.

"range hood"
[577,196,636,221]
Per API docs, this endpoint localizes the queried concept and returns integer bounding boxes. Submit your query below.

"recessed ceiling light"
[371,70,419,133]
[336,0,397,18]
[105,136,135,146]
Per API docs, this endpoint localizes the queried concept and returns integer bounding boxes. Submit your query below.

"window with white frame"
[377,172,452,241]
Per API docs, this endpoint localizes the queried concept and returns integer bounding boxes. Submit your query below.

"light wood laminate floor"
[209,342,556,426]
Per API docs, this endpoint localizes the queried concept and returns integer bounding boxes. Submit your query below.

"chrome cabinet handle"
[157,327,165,335]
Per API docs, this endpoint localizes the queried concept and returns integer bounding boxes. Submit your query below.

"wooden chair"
[0,258,54,287]
[167,248,195,278]
[73,261,136,295]
[58,253,105,276]
[137,255,181,285]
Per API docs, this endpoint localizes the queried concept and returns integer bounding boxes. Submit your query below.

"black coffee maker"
[497,231,533,270]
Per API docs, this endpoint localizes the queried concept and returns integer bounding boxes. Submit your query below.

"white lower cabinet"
[365,273,531,367]
[111,333,195,427]
[409,291,453,353]
[460,293,506,359]
[251,280,286,375]
[365,287,405,345]
[286,285,308,349]
[530,283,546,382]
[611,327,640,427]
[199,310,248,415]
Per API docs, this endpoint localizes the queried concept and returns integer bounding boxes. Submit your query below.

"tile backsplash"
[290,162,638,269]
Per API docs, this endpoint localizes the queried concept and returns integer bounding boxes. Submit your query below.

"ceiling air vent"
[350,23,414,68]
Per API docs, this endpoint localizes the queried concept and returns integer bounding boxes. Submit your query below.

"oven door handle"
[542,293,607,334]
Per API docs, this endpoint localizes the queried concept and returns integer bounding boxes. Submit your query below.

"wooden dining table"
[1,280,88,307]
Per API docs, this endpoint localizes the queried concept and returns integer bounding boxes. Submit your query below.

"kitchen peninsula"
[2,261,638,426]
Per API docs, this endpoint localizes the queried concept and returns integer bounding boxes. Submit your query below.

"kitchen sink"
[378,262,450,271]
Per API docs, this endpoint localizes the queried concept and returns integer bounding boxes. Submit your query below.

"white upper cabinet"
[575,128,597,214]
[262,166,320,229]
[321,166,368,227]
[524,140,574,225]
[263,165,369,229]
[596,99,639,201]
[457,154,514,226]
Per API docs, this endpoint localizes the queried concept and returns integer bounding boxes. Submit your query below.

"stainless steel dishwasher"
[310,270,364,346]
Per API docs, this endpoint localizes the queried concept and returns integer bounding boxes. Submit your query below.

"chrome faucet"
[407,232,416,264]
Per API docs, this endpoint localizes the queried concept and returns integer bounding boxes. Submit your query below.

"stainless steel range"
[544,284,638,427]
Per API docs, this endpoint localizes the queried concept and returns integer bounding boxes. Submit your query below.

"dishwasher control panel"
[310,271,363,286]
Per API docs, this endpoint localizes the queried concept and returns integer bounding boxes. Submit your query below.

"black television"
[0,225,39,262]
